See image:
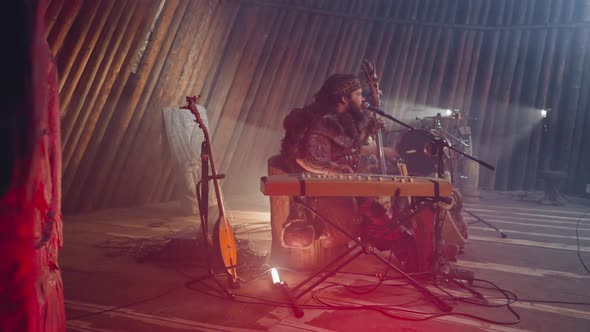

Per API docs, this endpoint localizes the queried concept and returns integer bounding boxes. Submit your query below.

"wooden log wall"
[48,0,590,213]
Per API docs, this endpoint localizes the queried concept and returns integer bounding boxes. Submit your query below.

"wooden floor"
[62,191,590,332]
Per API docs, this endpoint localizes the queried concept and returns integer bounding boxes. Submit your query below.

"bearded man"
[279,74,417,271]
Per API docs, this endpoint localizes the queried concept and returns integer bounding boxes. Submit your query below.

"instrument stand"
[429,130,506,239]
[377,113,484,287]
[188,141,235,298]
[464,209,507,238]
[368,106,506,239]
[287,197,452,317]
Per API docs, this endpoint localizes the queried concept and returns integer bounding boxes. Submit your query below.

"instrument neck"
[375,120,387,175]
[202,136,226,217]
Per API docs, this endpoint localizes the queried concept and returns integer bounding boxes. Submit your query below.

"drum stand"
[286,196,452,317]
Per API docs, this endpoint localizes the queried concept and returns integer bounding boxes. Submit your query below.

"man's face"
[346,88,364,114]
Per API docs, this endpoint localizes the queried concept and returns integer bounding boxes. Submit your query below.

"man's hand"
[383,147,399,160]
[333,163,354,174]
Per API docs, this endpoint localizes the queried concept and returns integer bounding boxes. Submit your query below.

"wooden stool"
[538,170,568,206]
[267,155,359,270]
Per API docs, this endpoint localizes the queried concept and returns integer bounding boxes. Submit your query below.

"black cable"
[179,257,525,325]
[576,210,590,273]
[474,281,590,306]
[514,299,590,306]
[251,263,521,323]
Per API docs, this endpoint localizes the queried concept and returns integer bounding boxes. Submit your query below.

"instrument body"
[260,173,452,198]
[181,96,238,285]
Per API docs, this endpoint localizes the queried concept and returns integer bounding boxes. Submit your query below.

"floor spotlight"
[270,267,303,317]
[271,267,281,284]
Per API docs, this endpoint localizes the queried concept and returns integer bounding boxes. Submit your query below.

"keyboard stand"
[285,197,452,317]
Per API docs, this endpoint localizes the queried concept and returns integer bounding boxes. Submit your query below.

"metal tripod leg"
[289,197,452,314]
[464,209,507,238]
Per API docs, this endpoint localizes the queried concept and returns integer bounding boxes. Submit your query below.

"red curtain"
[0,0,65,330]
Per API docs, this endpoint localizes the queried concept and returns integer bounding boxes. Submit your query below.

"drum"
[409,189,468,271]
[396,129,438,176]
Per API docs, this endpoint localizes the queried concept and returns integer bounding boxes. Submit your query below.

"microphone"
[362,102,388,116]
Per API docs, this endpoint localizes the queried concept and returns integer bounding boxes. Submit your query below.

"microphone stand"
[364,104,507,264]
[364,104,507,238]
[363,103,495,173]
[427,126,506,238]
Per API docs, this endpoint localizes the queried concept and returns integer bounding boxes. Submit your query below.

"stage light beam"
[541,109,548,118]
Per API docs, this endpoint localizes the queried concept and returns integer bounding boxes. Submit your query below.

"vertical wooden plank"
[523,0,566,188]
[119,0,217,207]
[219,7,295,193]
[146,0,221,205]
[541,2,576,172]
[392,4,429,117]
[340,1,378,73]
[376,1,406,113]
[108,0,200,207]
[63,0,139,177]
[446,0,470,108]
[130,0,233,207]
[387,1,420,118]
[207,5,277,169]
[234,10,315,186]
[496,0,536,190]
[181,0,240,101]
[57,0,115,112]
[460,0,490,120]
[471,0,508,188]
[362,0,395,69]
[224,1,350,195]
[92,0,185,208]
[571,49,590,193]
[557,17,590,172]
[405,0,442,107]
[566,2,590,192]
[217,7,299,172]
[66,1,163,210]
[484,0,528,189]
[46,0,83,56]
[143,0,236,206]
[371,1,402,94]
[44,0,64,37]
[60,0,129,193]
[425,0,458,108]
[414,0,450,108]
